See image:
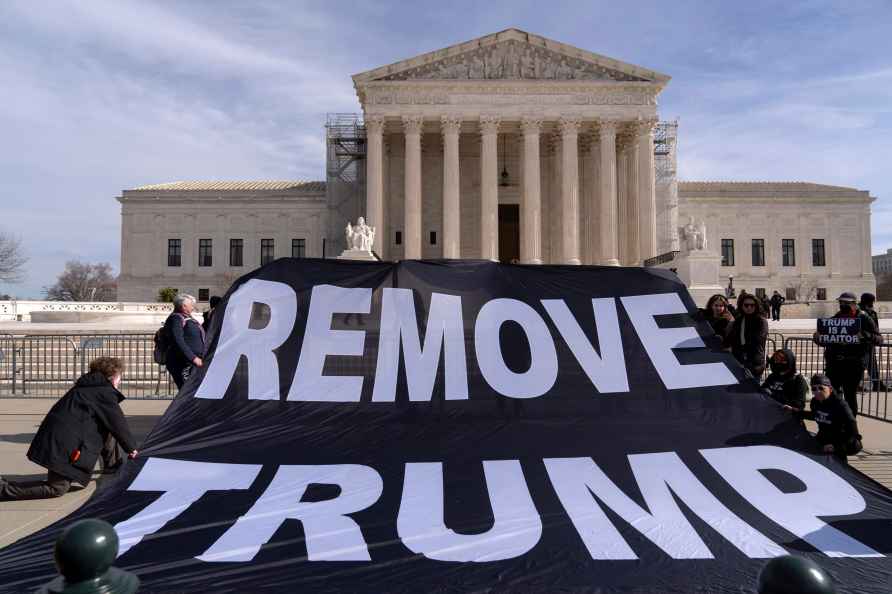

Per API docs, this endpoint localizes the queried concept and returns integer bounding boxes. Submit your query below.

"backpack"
[153,314,187,365]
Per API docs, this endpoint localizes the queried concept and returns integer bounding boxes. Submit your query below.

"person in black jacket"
[813,291,881,416]
[796,374,861,464]
[202,295,222,333]
[769,291,785,321]
[699,294,734,350]
[729,293,769,378]
[859,292,887,391]
[165,293,207,389]
[0,357,139,500]
[760,348,808,421]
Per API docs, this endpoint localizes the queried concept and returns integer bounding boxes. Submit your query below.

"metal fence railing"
[781,335,892,423]
[0,334,176,399]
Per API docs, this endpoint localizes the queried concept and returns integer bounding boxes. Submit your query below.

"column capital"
[557,115,582,136]
[365,115,386,135]
[634,117,659,137]
[478,114,501,135]
[520,116,543,135]
[402,115,424,134]
[440,115,462,135]
[597,119,619,137]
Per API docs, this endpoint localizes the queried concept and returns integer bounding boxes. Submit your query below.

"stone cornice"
[352,28,670,85]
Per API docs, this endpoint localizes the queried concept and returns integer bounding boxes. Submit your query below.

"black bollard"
[757,555,835,594]
[36,518,139,594]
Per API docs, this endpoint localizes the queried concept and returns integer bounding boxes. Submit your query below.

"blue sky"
[1,0,890,297]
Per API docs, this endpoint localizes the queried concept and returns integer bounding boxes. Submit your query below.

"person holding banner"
[760,349,807,422]
[797,374,862,464]
[699,294,734,350]
[814,292,880,416]
[729,293,768,379]
[0,357,139,501]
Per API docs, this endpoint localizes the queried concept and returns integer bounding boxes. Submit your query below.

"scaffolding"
[325,114,367,255]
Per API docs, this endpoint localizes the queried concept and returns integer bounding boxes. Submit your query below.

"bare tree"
[0,232,27,283]
[45,261,117,302]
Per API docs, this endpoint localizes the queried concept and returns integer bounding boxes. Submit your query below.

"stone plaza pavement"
[1,397,891,552]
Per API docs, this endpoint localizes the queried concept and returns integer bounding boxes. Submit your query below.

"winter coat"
[729,313,768,377]
[805,393,860,453]
[823,308,879,367]
[769,294,785,309]
[759,348,808,413]
[26,372,137,485]
[165,312,206,370]
[697,308,733,347]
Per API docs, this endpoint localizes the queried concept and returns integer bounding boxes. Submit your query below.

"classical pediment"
[353,29,670,84]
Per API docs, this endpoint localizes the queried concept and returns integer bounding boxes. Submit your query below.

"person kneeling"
[0,357,139,501]
[760,349,808,424]
[789,374,862,465]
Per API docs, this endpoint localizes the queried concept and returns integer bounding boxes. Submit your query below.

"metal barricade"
[78,335,176,399]
[17,335,79,397]
[783,335,892,423]
[0,334,14,394]
[0,333,177,399]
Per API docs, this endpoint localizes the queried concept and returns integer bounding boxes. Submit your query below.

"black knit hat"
[810,374,833,388]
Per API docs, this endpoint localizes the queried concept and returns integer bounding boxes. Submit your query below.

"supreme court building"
[117,29,876,303]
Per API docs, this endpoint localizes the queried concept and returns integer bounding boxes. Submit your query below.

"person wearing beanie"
[813,291,881,416]
[790,374,862,464]
[760,349,808,423]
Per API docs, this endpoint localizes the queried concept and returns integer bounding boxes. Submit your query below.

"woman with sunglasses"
[784,374,862,464]
[728,293,768,379]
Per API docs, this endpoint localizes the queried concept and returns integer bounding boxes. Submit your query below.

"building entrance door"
[498,204,520,263]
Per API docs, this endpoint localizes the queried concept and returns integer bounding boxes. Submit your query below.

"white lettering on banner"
[541,298,629,393]
[196,286,745,401]
[199,464,384,562]
[195,279,297,400]
[397,461,541,561]
[474,298,559,398]
[114,458,262,557]
[288,285,372,402]
[117,448,883,561]
[544,454,786,559]
[373,289,469,402]
[621,293,737,390]
[701,446,883,558]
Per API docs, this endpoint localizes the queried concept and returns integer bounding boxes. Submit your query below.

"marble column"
[598,121,619,266]
[479,115,501,261]
[402,116,423,260]
[616,141,628,265]
[559,116,582,265]
[365,115,385,257]
[441,116,462,259]
[586,137,601,264]
[521,117,543,264]
[626,130,640,266]
[637,119,657,262]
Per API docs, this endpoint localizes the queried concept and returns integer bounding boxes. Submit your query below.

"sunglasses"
[810,386,827,391]
[742,303,757,308]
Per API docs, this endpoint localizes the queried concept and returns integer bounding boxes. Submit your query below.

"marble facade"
[116,29,876,304]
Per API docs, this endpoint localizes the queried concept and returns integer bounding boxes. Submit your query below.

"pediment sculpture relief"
[377,40,647,82]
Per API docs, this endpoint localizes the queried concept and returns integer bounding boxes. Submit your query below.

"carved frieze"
[366,86,657,107]
[375,40,648,82]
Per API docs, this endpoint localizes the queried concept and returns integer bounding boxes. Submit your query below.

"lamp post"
[727,274,736,299]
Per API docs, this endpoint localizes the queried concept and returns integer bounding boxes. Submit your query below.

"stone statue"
[680,216,699,252]
[696,219,708,251]
[345,216,375,252]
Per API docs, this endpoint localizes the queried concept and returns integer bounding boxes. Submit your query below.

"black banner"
[2,260,892,593]
[817,317,862,345]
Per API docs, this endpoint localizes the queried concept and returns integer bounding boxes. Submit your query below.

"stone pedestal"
[337,249,378,261]
[669,250,723,307]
